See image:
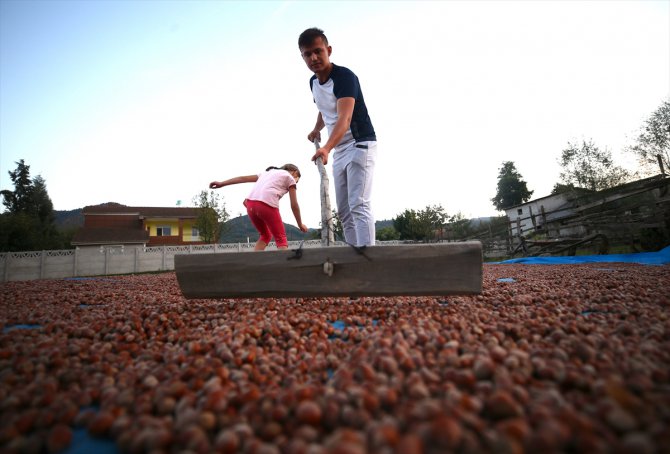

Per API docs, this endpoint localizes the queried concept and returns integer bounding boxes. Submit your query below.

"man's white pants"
[331,140,377,247]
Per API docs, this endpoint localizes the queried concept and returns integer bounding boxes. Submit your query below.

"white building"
[505,190,589,238]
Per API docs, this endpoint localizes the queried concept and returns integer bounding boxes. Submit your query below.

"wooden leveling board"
[175,241,482,299]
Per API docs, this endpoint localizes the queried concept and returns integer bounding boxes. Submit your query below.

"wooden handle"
[312,138,334,245]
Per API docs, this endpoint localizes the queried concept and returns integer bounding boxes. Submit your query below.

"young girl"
[209,164,308,251]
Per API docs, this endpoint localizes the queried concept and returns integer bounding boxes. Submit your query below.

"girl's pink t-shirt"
[246,169,296,208]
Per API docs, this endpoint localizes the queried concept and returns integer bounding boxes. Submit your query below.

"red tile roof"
[83,202,201,218]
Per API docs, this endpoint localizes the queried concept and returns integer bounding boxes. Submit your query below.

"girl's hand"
[299,223,308,232]
[209,181,222,189]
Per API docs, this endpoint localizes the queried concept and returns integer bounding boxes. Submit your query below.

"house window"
[156,226,172,236]
[517,208,523,215]
[192,227,200,237]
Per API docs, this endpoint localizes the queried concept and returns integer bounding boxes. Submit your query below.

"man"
[299,27,377,247]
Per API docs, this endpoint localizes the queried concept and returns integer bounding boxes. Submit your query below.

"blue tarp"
[2,324,42,333]
[493,245,670,266]
[64,429,117,454]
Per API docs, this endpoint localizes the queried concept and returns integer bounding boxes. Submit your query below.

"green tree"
[491,161,534,211]
[0,213,40,251]
[559,139,631,191]
[445,212,474,240]
[393,205,448,241]
[321,209,343,241]
[30,176,60,247]
[550,183,576,195]
[0,160,63,251]
[393,209,416,240]
[626,99,670,176]
[193,190,229,243]
[1,159,32,213]
[376,226,400,241]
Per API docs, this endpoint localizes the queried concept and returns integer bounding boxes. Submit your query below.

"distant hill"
[469,217,494,227]
[221,216,396,243]
[376,219,393,230]
[220,215,317,243]
[54,209,84,231]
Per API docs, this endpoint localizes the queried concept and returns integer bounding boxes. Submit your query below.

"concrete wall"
[0,241,326,282]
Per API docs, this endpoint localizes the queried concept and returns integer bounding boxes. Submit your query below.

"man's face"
[300,37,331,73]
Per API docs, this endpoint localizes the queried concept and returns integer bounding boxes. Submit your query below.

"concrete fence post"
[4,253,10,282]
[73,248,79,277]
[40,251,46,279]
[162,245,166,270]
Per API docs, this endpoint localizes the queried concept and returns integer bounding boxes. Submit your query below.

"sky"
[1,0,669,228]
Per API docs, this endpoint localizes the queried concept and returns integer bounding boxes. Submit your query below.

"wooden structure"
[511,234,610,257]
[175,241,482,299]
[503,174,670,255]
[314,139,335,246]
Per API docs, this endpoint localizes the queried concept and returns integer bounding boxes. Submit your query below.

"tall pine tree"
[1,160,62,251]
[1,159,32,214]
[491,161,534,211]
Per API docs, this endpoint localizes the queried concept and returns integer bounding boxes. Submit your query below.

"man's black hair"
[298,27,328,48]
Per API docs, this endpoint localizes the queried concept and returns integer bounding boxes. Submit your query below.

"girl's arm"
[209,175,258,189]
[288,187,308,232]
